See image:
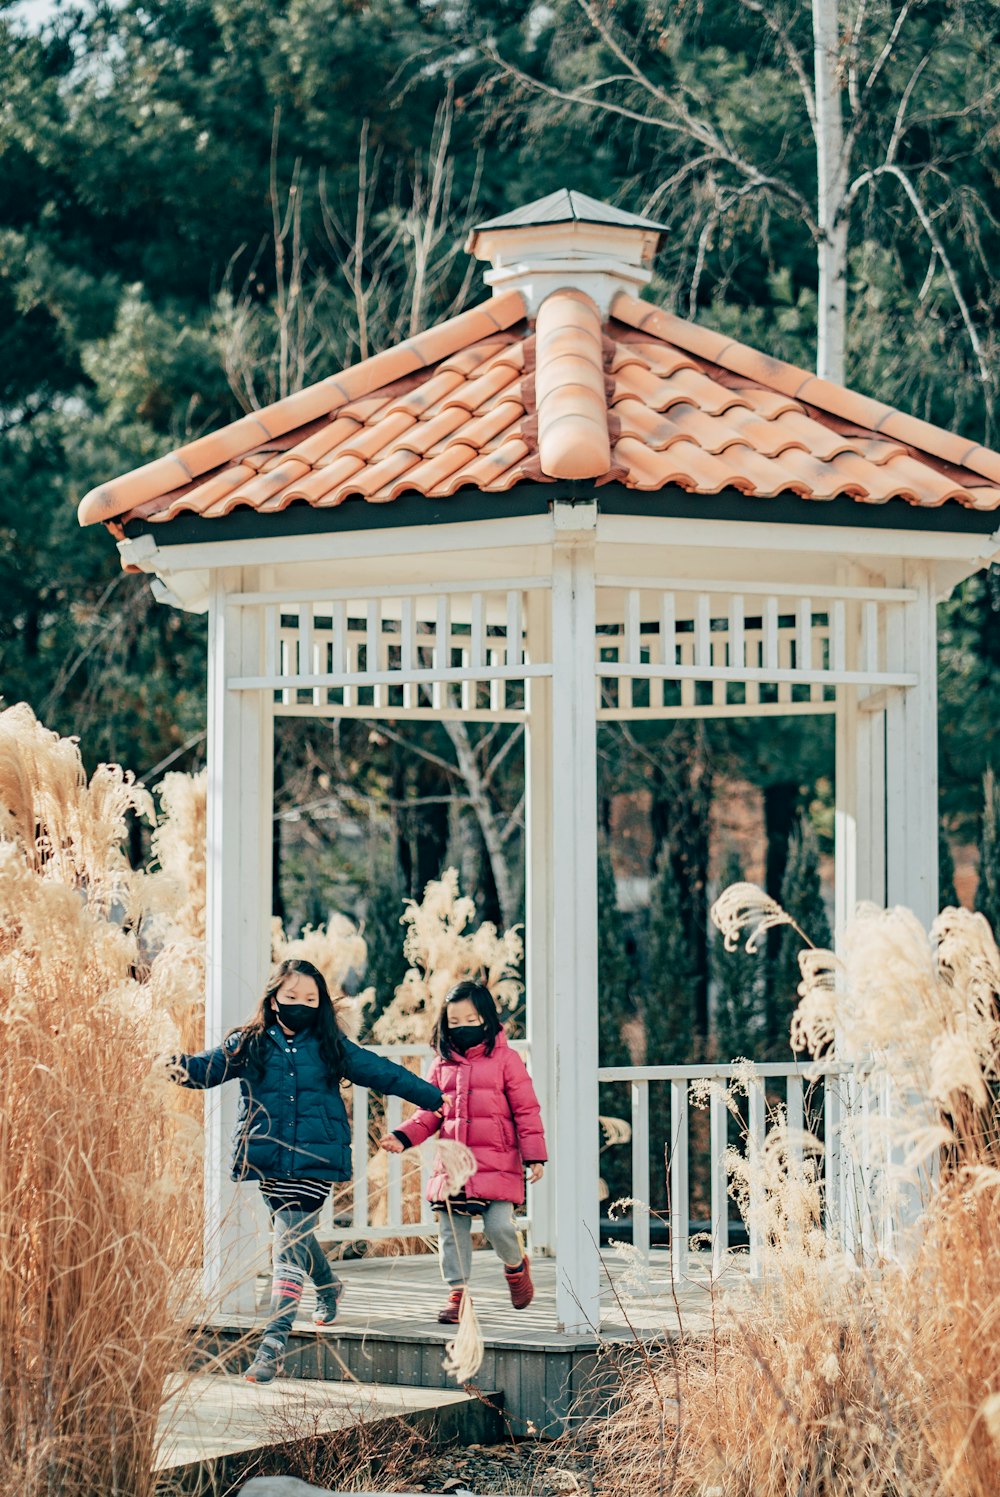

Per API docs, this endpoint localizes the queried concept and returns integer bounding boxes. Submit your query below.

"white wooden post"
[550,500,601,1333]
[205,569,273,1313]
[884,560,940,1254]
[888,561,939,924]
[525,591,556,1256]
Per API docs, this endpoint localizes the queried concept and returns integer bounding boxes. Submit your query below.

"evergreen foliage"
[359,872,409,1033]
[767,815,831,1057]
[939,826,959,910]
[644,846,699,1068]
[977,768,1000,940]
[597,846,633,1067]
[596,846,635,1206]
[643,844,701,1207]
[712,850,765,1060]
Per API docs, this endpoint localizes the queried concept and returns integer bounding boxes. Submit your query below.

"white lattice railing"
[595,578,918,718]
[321,1042,531,1244]
[598,1060,869,1279]
[225,581,551,720]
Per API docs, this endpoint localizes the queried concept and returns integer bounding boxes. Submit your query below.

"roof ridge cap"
[611,291,1000,487]
[78,290,527,526]
[535,288,611,480]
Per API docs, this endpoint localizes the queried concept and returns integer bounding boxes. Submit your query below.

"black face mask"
[274,1001,318,1034]
[449,1024,486,1053]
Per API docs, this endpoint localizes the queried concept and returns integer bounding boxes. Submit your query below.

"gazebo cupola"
[78,189,1000,1334]
[467,187,665,314]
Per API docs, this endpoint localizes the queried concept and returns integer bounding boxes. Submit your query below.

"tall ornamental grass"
[596,893,1000,1497]
[0,704,203,1497]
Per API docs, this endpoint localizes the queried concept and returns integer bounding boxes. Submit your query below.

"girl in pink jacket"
[380,980,547,1324]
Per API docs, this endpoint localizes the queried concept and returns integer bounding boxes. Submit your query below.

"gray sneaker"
[312,1279,344,1326]
[243,1337,285,1384]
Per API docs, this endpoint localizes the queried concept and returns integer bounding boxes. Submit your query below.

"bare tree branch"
[486,43,820,235]
[845,162,993,393]
[736,0,817,138]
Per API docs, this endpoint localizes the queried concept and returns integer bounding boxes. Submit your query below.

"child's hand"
[379,1135,404,1154]
[527,1163,544,1184]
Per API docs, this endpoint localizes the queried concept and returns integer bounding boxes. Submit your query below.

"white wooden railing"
[598,1060,860,1278]
[321,1042,531,1243]
[322,1050,874,1278]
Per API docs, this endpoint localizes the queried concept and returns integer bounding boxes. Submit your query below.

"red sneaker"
[437,1289,465,1325]
[504,1255,534,1309]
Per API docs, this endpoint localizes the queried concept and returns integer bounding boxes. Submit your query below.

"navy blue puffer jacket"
[174,1024,442,1182]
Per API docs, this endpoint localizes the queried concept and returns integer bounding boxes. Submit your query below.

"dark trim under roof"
[123,484,1000,550]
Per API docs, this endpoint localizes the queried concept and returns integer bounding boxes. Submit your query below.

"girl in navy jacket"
[170,957,442,1383]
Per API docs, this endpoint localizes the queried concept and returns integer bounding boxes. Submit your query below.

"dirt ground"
[402,1437,602,1495]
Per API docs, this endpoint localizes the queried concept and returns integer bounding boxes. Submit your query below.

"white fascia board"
[596,511,1000,564]
[117,511,555,581]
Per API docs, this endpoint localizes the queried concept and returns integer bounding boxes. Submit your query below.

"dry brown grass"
[0,704,205,1497]
[186,1406,433,1496]
[592,894,1000,1497]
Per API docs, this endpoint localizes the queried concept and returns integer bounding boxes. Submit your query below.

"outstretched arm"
[167,1033,245,1090]
[378,1057,445,1151]
[339,1035,443,1112]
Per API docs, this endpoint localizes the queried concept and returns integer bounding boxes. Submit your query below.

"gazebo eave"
[118,485,1000,618]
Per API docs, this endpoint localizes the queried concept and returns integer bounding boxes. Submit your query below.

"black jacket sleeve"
[169,1033,245,1090]
[339,1036,443,1111]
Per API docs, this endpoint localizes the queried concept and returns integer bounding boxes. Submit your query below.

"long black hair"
[433,979,503,1061]
[226,958,345,1084]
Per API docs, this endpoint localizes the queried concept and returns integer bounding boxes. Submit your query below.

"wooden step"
[157,1372,503,1490]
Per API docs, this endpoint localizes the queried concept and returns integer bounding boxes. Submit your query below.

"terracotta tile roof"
[79,284,1000,532]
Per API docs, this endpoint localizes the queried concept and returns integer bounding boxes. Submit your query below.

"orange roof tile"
[79,282,1000,533]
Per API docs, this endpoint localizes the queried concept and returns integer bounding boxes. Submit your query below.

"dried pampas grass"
[596,885,1000,1497]
[372,868,522,1044]
[441,1289,485,1384]
[710,879,808,954]
[150,767,207,942]
[429,1138,478,1197]
[0,704,204,1497]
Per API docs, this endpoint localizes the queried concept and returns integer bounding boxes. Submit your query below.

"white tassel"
[441,1288,484,1383]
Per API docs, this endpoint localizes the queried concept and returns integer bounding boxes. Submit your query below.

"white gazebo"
[80,189,1000,1334]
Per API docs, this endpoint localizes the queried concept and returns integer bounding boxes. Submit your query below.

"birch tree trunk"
[443,719,518,930]
[812,0,848,384]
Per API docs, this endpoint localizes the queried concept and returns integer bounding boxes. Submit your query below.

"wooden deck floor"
[251,1247,745,1346]
[201,1249,747,1436]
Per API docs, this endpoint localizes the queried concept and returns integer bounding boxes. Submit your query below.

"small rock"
[236,1480,335,1496]
[547,1472,582,1494]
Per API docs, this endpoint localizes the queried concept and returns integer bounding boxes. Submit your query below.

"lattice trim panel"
[226,581,550,720]
[595,578,918,719]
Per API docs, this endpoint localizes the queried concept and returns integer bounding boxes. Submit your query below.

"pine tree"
[766,815,831,1057]
[713,850,766,1060]
[977,768,1000,939]
[644,846,698,1067]
[939,824,959,910]
[642,846,700,1208]
[597,846,636,1207]
[360,873,409,1033]
[598,846,633,1067]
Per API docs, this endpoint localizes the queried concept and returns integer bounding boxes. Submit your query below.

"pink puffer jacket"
[396,1029,547,1205]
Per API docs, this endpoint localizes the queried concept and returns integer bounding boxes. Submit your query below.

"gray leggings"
[436,1201,523,1288]
[262,1206,342,1349]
